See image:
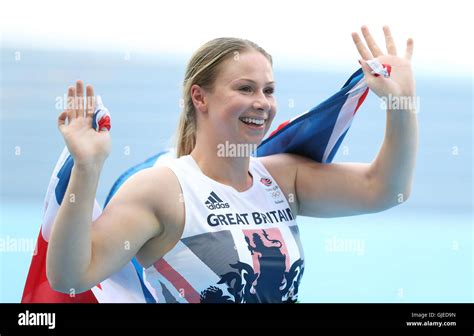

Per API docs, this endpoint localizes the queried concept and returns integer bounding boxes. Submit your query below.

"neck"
[190,140,253,192]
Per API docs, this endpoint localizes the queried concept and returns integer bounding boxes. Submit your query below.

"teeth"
[240,117,265,125]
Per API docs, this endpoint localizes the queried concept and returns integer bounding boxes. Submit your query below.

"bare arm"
[261,26,418,219]
[262,109,418,218]
[260,154,382,218]
[46,80,163,293]
[47,165,163,294]
[262,110,417,217]
[294,107,417,218]
[47,162,103,293]
[367,108,418,207]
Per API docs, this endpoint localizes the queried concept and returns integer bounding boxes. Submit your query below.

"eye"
[239,86,252,93]
[264,87,275,95]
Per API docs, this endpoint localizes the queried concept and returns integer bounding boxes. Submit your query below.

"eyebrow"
[235,78,275,85]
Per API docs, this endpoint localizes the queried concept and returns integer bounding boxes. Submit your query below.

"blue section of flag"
[55,155,74,205]
[131,258,156,303]
[104,151,168,207]
[256,69,365,163]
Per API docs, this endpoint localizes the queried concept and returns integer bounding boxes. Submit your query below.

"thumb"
[58,110,67,131]
[358,59,373,77]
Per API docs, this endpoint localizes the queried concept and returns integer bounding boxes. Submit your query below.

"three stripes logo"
[205,191,230,210]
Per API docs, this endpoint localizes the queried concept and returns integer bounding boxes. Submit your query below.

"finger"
[361,25,384,57]
[76,80,84,118]
[383,26,397,56]
[405,38,414,61]
[352,32,373,60]
[58,110,68,131]
[85,84,95,119]
[66,86,76,119]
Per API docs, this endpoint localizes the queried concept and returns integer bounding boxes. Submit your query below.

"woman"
[47,26,417,303]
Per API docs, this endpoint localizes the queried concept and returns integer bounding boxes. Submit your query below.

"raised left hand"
[352,26,415,101]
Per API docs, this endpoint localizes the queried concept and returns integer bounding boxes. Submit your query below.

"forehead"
[217,51,273,84]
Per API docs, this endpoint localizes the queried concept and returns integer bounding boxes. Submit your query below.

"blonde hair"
[175,37,272,158]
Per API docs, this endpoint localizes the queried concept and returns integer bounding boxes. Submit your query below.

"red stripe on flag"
[21,228,98,303]
[353,88,369,116]
[268,120,290,138]
[154,258,201,303]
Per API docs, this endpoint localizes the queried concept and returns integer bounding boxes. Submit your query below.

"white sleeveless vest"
[143,155,305,303]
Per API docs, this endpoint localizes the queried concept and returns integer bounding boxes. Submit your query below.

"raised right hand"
[58,80,111,167]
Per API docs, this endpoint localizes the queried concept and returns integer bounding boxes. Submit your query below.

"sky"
[1,0,473,77]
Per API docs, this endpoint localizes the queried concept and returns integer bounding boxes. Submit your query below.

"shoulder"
[258,152,325,179]
[136,165,184,226]
[117,165,180,206]
[257,152,315,179]
[110,165,184,230]
[258,152,312,168]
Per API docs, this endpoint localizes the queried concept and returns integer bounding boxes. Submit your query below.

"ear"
[190,84,208,114]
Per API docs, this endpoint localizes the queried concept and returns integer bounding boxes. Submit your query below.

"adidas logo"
[205,191,230,210]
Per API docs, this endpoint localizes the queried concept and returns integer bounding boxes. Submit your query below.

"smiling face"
[194,50,277,148]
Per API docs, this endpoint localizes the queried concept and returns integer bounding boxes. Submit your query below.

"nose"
[252,91,271,112]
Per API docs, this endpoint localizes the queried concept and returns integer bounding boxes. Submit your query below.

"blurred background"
[1,0,472,303]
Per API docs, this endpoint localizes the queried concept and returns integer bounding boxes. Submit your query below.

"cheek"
[221,95,248,118]
[209,98,245,132]
[263,105,277,133]
[268,103,277,122]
